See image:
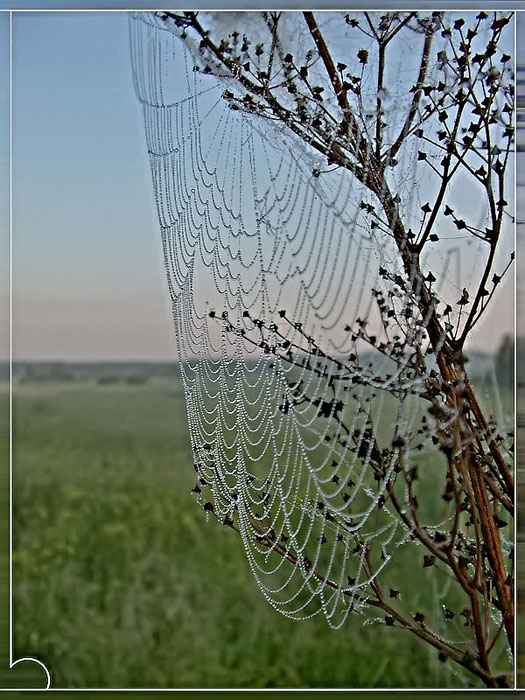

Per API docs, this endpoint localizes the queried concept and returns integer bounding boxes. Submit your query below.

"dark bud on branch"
[357,49,368,65]
[457,288,470,305]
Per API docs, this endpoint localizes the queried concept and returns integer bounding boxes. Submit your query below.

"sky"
[0,13,8,363]
[11,11,176,361]
[4,9,518,361]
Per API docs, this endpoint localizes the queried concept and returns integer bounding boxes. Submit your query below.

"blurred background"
[2,8,518,690]
[8,352,513,689]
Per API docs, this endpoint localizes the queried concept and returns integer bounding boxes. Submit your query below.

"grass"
[9,376,509,689]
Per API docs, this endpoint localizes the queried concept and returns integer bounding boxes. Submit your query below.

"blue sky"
[0,12,8,363]
[12,11,176,360]
[6,10,517,360]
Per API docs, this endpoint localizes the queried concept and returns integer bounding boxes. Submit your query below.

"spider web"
[129,11,506,628]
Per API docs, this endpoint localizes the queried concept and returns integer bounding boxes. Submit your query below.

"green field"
[9,375,510,689]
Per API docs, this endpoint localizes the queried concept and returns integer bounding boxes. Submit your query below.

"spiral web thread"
[129,11,510,629]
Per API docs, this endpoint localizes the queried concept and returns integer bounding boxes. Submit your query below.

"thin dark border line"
[5,6,521,693]
[513,9,517,683]
[2,7,525,11]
